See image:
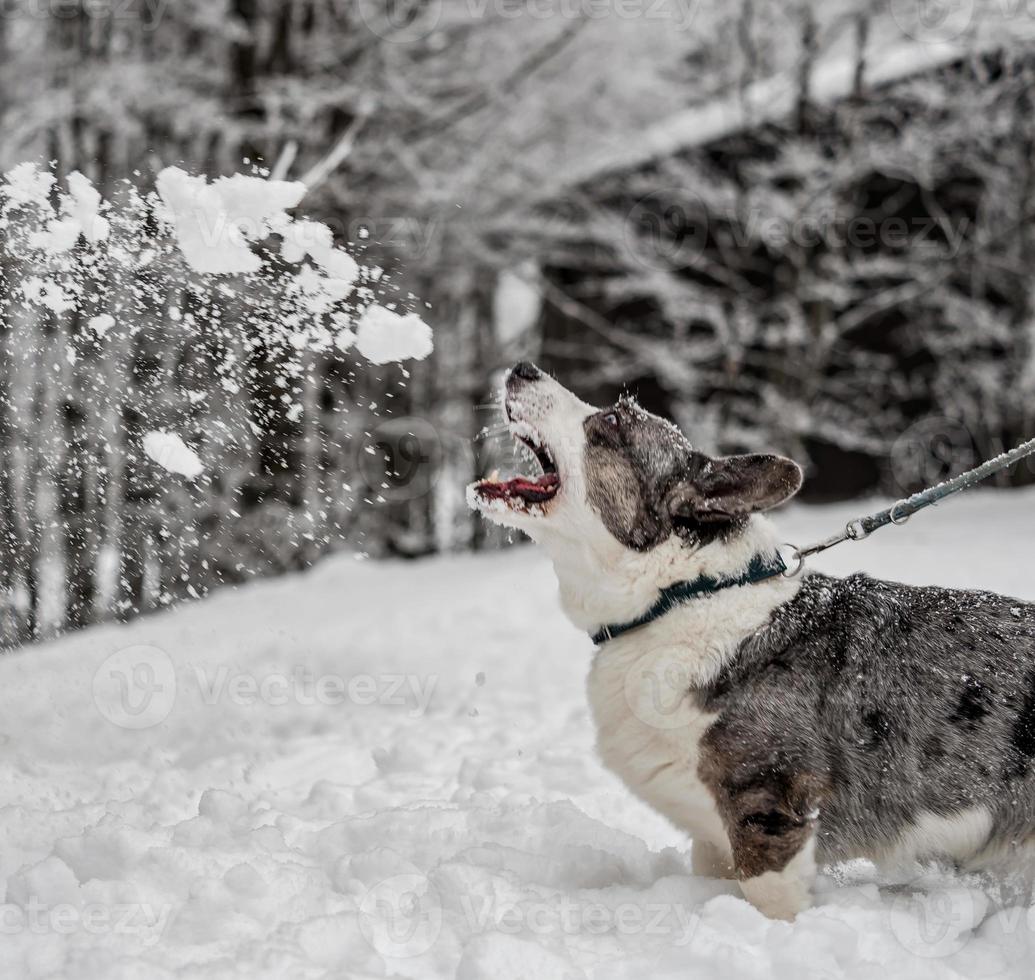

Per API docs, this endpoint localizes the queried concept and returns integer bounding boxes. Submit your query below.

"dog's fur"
[469,363,1035,920]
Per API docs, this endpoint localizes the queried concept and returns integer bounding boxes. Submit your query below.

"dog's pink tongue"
[478,472,559,503]
[509,472,559,501]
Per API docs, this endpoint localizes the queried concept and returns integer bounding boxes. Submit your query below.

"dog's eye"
[602,412,619,429]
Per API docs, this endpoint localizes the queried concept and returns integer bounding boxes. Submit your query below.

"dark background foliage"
[1,0,1032,646]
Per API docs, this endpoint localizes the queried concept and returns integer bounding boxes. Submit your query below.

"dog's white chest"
[587,641,730,851]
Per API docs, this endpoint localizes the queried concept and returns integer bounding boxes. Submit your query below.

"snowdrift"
[0,492,1033,978]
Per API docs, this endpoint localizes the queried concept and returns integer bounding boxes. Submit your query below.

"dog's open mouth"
[473,418,560,513]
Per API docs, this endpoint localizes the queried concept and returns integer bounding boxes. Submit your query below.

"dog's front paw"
[739,870,813,921]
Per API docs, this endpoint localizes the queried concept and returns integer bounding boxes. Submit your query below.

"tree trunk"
[6,296,41,639]
[300,348,325,563]
[34,315,69,638]
[94,325,128,620]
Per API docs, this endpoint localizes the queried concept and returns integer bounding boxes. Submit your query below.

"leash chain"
[780,435,1035,577]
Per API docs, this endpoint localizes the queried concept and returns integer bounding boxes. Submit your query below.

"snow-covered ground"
[2,491,1035,979]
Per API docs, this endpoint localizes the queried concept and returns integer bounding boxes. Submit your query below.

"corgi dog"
[468,361,1035,920]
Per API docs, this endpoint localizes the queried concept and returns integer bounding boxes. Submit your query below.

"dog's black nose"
[510,361,543,383]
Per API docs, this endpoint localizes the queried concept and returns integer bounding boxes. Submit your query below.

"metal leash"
[780,435,1035,577]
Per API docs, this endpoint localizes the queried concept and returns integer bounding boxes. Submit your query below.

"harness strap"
[590,552,787,646]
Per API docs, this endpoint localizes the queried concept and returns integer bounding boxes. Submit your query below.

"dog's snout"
[509,361,543,383]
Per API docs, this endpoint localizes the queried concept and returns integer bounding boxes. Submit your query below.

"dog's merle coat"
[697,572,1035,874]
[470,362,1035,917]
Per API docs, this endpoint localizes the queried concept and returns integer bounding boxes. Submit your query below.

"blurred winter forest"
[2,0,1035,646]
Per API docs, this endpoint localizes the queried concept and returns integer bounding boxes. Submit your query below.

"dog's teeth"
[488,469,499,481]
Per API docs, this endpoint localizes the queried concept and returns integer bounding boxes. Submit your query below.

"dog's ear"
[669,454,803,524]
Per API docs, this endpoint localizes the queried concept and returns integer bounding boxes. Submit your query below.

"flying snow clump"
[2,163,435,370]
[155,167,307,275]
[355,304,434,365]
[143,431,204,480]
